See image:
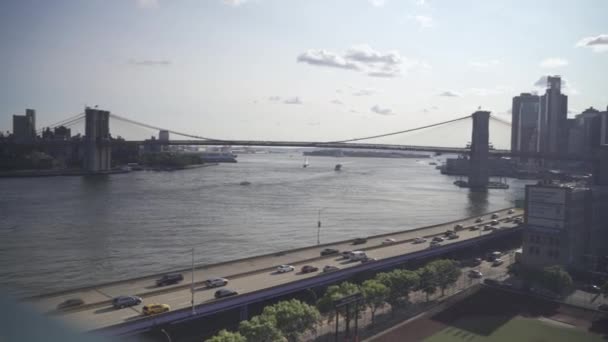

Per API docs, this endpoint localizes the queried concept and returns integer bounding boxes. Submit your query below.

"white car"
[382,238,397,245]
[204,277,228,288]
[276,265,295,273]
[492,258,504,266]
[508,209,515,214]
[413,237,427,244]
[468,270,483,278]
[475,217,484,223]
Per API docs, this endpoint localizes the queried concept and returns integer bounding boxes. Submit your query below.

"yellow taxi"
[142,303,170,315]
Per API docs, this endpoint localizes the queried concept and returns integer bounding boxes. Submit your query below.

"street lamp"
[191,247,196,315]
[317,209,322,245]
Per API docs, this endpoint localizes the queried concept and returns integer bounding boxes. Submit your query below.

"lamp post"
[317,209,322,245]
[191,247,196,315]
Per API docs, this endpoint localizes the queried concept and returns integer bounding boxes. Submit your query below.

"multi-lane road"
[25,208,523,332]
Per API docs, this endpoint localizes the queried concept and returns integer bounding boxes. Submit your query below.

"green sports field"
[424,315,603,342]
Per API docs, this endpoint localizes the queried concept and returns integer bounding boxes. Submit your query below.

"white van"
[349,251,368,261]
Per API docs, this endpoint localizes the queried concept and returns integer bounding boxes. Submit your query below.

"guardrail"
[91,226,523,337]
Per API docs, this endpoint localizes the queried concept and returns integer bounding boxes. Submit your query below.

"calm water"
[0,154,532,297]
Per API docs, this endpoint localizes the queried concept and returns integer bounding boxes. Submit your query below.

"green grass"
[424,316,603,342]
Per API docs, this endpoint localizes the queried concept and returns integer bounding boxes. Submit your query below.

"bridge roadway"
[25,208,523,335]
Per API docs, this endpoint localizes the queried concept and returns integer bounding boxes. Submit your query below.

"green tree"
[539,265,573,295]
[361,279,389,325]
[417,266,437,302]
[261,299,320,342]
[205,330,246,342]
[427,259,462,296]
[239,315,285,342]
[317,282,362,335]
[375,269,419,313]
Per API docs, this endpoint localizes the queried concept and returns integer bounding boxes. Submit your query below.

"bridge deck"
[24,208,523,332]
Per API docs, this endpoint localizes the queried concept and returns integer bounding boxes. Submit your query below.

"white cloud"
[411,15,434,29]
[539,58,568,68]
[331,99,343,105]
[371,105,394,115]
[468,59,501,69]
[468,86,512,96]
[369,0,387,7]
[351,87,378,96]
[283,97,302,104]
[533,76,579,95]
[576,34,608,52]
[298,45,427,78]
[223,0,249,6]
[136,0,159,9]
[438,90,461,97]
[128,59,170,66]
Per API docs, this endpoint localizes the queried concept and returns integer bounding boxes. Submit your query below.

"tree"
[539,265,573,295]
[417,266,437,302]
[239,315,285,342]
[317,282,362,336]
[361,279,389,325]
[427,259,462,296]
[205,330,246,342]
[261,299,320,342]
[602,280,608,297]
[375,269,419,313]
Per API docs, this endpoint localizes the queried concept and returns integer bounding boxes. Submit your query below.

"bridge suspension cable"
[110,113,224,141]
[326,115,472,144]
[489,115,512,127]
[36,112,85,133]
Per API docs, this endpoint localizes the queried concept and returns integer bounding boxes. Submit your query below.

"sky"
[1,0,607,147]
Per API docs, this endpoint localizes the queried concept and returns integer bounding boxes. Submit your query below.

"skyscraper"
[12,108,36,143]
[511,93,540,154]
[538,76,568,155]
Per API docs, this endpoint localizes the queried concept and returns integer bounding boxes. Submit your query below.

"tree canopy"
[205,330,246,342]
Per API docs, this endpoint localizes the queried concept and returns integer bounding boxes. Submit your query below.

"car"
[454,224,464,231]
[490,220,499,226]
[504,217,513,223]
[382,238,397,245]
[469,226,480,231]
[360,257,376,264]
[492,258,504,266]
[215,288,238,299]
[491,213,499,219]
[444,230,454,236]
[352,238,367,245]
[112,295,142,309]
[349,251,368,261]
[56,298,84,310]
[142,303,170,315]
[156,273,184,287]
[508,209,515,214]
[468,270,483,278]
[483,278,500,286]
[475,217,484,223]
[341,251,354,259]
[204,277,228,288]
[301,265,319,273]
[432,236,444,242]
[413,237,427,244]
[322,265,339,273]
[320,248,339,256]
[429,241,441,248]
[514,217,523,224]
[276,265,295,273]
[598,304,608,312]
[483,225,494,231]
[447,234,459,240]
[471,257,482,266]
[583,284,601,293]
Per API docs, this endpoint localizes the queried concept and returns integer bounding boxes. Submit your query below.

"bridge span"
[24,208,523,337]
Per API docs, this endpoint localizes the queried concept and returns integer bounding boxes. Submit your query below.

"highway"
[25,208,523,332]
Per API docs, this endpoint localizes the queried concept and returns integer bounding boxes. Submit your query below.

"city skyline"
[1,0,607,144]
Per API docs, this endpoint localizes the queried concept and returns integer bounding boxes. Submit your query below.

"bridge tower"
[84,107,112,173]
[468,110,490,189]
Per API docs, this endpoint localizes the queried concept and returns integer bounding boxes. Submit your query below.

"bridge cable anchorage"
[109,113,226,142]
[36,113,85,133]
[325,115,472,144]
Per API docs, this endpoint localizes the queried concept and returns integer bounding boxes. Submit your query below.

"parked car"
[468,270,483,278]
[454,224,464,231]
[276,265,295,273]
[382,238,397,245]
[432,236,444,242]
[112,296,142,309]
[475,217,484,223]
[143,303,170,315]
[320,248,339,256]
[471,257,482,266]
[583,284,601,293]
[301,265,319,273]
[447,234,459,240]
[57,298,84,311]
[413,237,427,244]
[204,277,228,288]
[322,265,339,273]
[492,258,504,266]
[360,256,376,264]
[352,238,367,245]
[214,288,238,299]
[491,213,499,219]
[156,273,184,287]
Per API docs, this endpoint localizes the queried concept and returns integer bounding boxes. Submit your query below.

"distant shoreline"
[0,163,218,178]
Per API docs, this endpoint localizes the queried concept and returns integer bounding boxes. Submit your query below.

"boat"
[239,181,251,186]
[334,164,342,171]
[303,157,309,168]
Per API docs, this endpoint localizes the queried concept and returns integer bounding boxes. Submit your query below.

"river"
[0,153,533,297]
